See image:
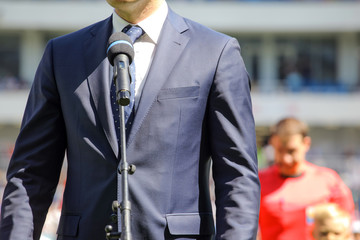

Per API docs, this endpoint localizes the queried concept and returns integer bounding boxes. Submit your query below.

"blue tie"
[111,25,144,142]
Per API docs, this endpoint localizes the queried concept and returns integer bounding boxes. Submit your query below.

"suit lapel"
[127,9,190,145]
[84,16,119,157]
[82,10,190,154]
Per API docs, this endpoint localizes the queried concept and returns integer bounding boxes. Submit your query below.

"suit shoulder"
[183,17,231,43]
[168,8,232,44]
[51,16,111,45]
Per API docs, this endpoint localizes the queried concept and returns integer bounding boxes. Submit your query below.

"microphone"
[107,32,134,106]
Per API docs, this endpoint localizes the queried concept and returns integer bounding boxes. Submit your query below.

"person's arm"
[0,40,66,240]
[208,37,260,240]
[329,171,354,215]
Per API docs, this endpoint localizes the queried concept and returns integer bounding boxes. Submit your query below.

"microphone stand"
[105,60,136,240]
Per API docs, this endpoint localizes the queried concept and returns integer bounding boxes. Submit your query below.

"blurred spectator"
[311,203,352,240]
[0,74,28,91]
[39,173,65,240]
[258,117,354,240]
[283,60,303,92]
[40,204,61,240]
[258,134,275,168]
[0,169,6,210]
[285,69,303,92]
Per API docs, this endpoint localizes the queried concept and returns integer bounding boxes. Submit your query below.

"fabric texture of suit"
[0,7,260,240]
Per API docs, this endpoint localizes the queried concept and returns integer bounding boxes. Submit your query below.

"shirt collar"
[112,1,168,44]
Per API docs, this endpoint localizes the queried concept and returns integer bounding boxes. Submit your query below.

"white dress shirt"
[111,1,168,109]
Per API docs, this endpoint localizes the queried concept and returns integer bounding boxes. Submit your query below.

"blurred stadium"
[0,0,359,237]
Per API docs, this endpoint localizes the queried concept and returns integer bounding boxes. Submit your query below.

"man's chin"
[278,165,298,177]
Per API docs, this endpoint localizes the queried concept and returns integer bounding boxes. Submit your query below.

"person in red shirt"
[258,117,354,240]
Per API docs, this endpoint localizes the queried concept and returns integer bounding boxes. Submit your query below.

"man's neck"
[280,172,304,178]
[115,0,164,24]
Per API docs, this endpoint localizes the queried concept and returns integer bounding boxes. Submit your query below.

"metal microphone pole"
[105,60,136,240]
[118,102,135,240]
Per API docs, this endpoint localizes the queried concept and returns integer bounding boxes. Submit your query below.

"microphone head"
[107,32,134,66]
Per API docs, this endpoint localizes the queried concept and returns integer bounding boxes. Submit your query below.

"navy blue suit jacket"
[0,7,260,240]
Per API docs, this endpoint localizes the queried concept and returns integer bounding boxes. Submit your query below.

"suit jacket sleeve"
[0,40,66,240]
[208,37,260,240]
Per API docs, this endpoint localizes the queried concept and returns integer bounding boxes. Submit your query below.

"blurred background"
[0,0,359,239]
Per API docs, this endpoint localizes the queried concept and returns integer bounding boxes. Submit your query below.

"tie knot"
[122,25,144,43]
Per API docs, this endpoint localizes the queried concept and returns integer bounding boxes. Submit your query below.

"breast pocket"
[157,86,200,101]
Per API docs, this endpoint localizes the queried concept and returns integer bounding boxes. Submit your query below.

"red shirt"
[259,161,354,240]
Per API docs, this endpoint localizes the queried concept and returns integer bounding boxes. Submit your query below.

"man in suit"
[0,0,260,239]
